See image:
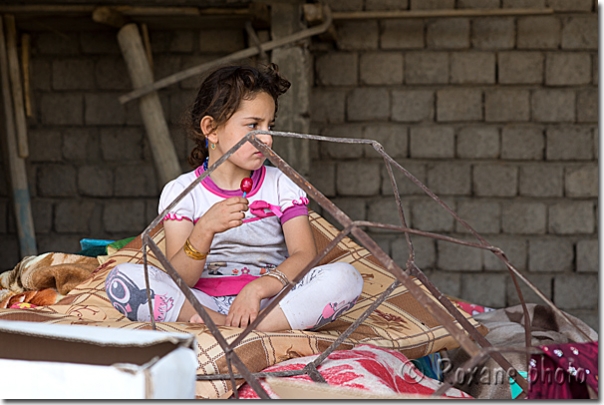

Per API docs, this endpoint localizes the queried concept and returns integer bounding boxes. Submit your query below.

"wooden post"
[0,17,36,257]
[4,14,28,158]
[20,33,32,118]
[117,23,180,186]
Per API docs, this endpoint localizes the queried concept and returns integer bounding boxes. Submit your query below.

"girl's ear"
[200,116,218,143]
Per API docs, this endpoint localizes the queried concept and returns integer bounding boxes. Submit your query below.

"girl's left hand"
[224,285,262,328]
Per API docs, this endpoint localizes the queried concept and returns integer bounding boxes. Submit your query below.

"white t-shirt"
[158,165,309,296]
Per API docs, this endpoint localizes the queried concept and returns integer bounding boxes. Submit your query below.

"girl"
[105,64,363,332]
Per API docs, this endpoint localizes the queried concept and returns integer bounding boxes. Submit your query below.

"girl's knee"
[327,262,364,296]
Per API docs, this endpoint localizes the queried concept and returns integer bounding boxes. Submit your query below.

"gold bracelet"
[183,238,208,260]
[263,272,287,287]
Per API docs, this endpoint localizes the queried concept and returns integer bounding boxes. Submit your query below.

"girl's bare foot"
[189,312,227,325]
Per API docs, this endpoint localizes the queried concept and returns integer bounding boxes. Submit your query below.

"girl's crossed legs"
[105,262,363,331]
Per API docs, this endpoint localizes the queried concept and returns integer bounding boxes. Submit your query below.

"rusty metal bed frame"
[138,130,592,399]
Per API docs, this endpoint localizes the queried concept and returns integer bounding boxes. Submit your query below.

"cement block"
[473,164,518,197]
[547,0,592,11]
[562,16,598,50]
[170,31,194,53]
[436,88,482,122]
[0,236,19,268]
[426,163,471,195]
[392,236,436,270]
[482,235,527,271]
[309,161,336,197]
[460,273,507,308]
[565,309,598,332]
[31,199,52,234]
[381,161,427,195]
[565,165,598,198]
[423,270,460,297]
[548,201,595,235]
[457,126,500,159]
[95,57,131,90]
[410,0,455,8]
[503,0,546,7]
[438,239,483,271]
[324,0,363,11]
[115,165,159,197]
[501,125,544,160]
[179,55,214,89]
[497,51,544,84]
[455,200,501,234]
[519,165,563,197]
[545,52,591,86]
[330,198,366,224]
[450,52,496,84]
[367,198,411,232]
[506,274,552,306]
[471,18,515,49]
[169,90,196,126]
[411,197,456,232]
[52,59,95,90]
[80,32,121,54]
[55,201,95,233]
[576,239,598,272]
[199,29,245,53]
[31,58,51,91]
[360,52,403,85]
[40,94,83,125]
[146,199,160,225]
[363,125,408,159]
[316,52,358,86]
[28,129,62,162]
[517,16,561,49]
[38,165,77,197]
[37,235,82,255]
[63,128,100,162]
[380,20,424,49]
[459,0,500,8]
[485,89,530,122]
[593,54,598,85]
[35,32,79,55]
[100,128,144,161]
[320,125,364,159]
[528,238,573,271]
[347,88,390,121]
[336,161,381,196]
[546,126,593,160]
[409,126,455,158]
[78,166,114,197]
[502,202,547,234]
[391,90,434,122]
[427,18,470,49]
[366,0,409,10]
[84,93,126,125]
[577,89,598,123]
[336,21,379,50]
[103,201,146,233]
[531,89,575,123]
[310,89,346,123]
[554,274,598,309]
[404,52,448,84]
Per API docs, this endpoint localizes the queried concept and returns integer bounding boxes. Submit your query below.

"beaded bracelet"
[183,238,208,260]
[263,268,289,286]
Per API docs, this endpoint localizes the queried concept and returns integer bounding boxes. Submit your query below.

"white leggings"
[105,262,363,330]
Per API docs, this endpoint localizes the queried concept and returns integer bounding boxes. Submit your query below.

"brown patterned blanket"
[0,212,487,399]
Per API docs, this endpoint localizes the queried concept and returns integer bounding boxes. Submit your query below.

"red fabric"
[527,341,598,399]
[237,344,472,399]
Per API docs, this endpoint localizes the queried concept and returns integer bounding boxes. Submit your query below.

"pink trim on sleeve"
[163,213,194,223]
[280,204,308,224]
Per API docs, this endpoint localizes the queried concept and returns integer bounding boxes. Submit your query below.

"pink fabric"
[237,344,473,399]
[193,274,260,297]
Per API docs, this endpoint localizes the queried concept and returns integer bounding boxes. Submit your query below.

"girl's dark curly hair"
[186,63,291,168]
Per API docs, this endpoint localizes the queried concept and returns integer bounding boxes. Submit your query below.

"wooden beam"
[92,6,128,28]
[20,33,32,118]
[331,8,554,20]
[0,17,37,257]
[3,14,28,158]
[117,23,180,186]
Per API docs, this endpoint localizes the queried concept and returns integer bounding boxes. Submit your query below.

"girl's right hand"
[197,197,248,235]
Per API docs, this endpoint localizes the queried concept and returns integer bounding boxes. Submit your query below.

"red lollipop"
[240,177,253,197]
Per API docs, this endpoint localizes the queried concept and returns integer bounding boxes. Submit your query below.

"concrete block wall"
[310,0,598,330]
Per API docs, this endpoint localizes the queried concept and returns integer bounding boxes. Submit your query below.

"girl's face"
[207,91,275,173]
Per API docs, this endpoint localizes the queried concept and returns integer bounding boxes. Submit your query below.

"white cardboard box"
[0,320,198,399]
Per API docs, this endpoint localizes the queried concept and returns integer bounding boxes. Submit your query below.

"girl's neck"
[205,157,252,191]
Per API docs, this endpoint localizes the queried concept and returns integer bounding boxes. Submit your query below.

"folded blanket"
[0,252,99,308]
